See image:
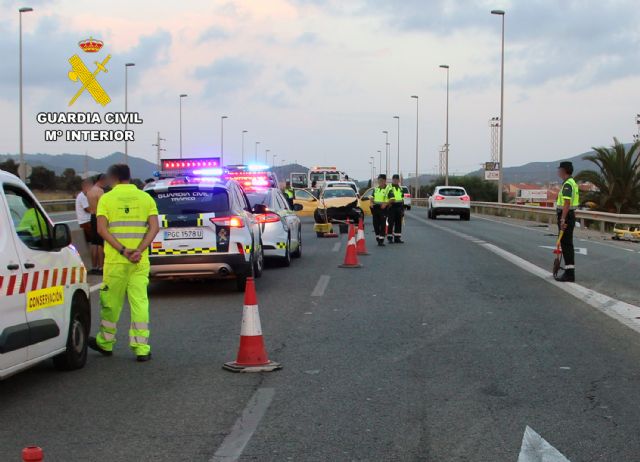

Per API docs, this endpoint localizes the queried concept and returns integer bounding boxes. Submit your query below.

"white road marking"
[332,242,341,252]
[518,426,570,462]
[89,283,101,293]
[539,245,588,255]
[408,213,640,335]
[311,275,331,297]
[211,388,275,462]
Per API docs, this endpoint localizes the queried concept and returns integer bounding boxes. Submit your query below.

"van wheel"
[53,292,90,371]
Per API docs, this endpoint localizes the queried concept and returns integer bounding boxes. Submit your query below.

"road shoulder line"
[407,213,640,334]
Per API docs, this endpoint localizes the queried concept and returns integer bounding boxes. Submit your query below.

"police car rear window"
[438,188,465,197]
[149,187,229,214]
[246,193,269,206]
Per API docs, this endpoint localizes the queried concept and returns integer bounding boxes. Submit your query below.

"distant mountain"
[467,146,629,184]
[271,163,308,182]
[0,152,159,180]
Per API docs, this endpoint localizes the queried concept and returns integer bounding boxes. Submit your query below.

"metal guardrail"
[40,199,75,213]
[409,198,640,232]
[471,201,640,232]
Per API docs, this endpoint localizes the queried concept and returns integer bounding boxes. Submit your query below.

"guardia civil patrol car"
[0,170,91,379]
[144,158,264,292]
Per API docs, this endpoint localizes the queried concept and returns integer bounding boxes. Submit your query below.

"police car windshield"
[439,188,465,197]
[323,189,355,199]
[149,187,229,214]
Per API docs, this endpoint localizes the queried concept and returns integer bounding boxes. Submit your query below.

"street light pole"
[255,141,260,162]
[492,9,506,203]
[179,94,188,158]
[124,62,135,165]
[18,6,33,181]
[411,95,419,199]
[265,149,270,164]
[377,150,382,175]
[439,65,450,186]
[272,153,277,167]
[241,130,248,164]
[220,115,228,165]
[369,155,375,186]
[393,116,400,176]
[152,131,166,170]
[382,130,389,175]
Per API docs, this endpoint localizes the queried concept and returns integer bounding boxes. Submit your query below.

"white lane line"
[408,213,640,334]
[518,426,570,462]
[311,275,331,297]
[89,283,101,293]
[211,388,275,462]
[332,242,341,252]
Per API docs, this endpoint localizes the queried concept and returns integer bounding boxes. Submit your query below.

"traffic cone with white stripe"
[356,217,370,255]
[223,277,282,373]
[339,222,363,268]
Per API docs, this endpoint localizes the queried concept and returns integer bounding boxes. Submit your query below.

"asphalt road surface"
[2,213,640,461]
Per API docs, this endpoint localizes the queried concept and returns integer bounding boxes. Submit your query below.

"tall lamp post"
[393,116,400,176]
[179,94,188,158]
[369,155,375,185]
[411,95,419,198]
[491,9,506,202]
[220,115,228,165]
[272,153,277,167]
[377,150,382,175]
[18,6,33,181]
[265,149,270,164]
[255,141,260,162]
[124,62,135,165]
[241,130,248,163]
[439,65,450,185]
[382,130,389,175]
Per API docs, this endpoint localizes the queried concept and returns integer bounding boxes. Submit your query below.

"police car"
[144,159,264,292]
[0,170,91,379]
[245,187,302,266]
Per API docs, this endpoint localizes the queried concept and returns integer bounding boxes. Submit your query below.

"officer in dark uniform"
[371,174,390,246]
[387,174,405,243]
[556,161,580,282]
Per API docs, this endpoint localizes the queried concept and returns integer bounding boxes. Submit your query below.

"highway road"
[2,213,640,461]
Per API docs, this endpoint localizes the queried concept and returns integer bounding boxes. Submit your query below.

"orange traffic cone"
[339,223,363,268]
[223,277,282,373]
[22,447,43,462]
[356,217,370,255]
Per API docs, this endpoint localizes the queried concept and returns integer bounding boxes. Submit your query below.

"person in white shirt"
[76,178,94,265]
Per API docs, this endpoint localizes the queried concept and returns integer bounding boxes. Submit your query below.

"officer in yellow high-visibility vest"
[88,164,159,361]
[386,174,405,244]
[283,181,294,208]
[555,161,580,282]
[371,174,390,246]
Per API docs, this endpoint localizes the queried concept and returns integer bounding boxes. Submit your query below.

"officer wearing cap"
[556,161,580,282]
[371,174,390,246]
[387,174,405,243]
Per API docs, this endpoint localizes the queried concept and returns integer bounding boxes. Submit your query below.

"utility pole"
[153,131,166,169]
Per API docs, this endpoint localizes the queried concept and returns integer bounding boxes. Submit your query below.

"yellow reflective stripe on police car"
[27,286,64,312]
[150,247,217,255]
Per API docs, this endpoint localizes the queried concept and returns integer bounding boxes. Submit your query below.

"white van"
[0,170,91,379]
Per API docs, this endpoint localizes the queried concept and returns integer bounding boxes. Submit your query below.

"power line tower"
[152,131,166,169]
[489,117,501,164]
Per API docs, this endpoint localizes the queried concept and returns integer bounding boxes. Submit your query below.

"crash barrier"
[41,199,75,213]
[339,222,362,268]
[469,201,640,233]
[223,277,281,373]
[22,446,43,461]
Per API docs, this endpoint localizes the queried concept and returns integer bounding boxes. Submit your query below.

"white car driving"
[428,186,471,220]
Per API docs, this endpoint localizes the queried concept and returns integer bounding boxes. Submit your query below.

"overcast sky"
[1,0,639,179]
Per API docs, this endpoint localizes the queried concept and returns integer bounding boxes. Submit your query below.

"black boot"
[387,236,393,244]
[377,238,385,247]
[88,336,113,357]
[555,269,575,282]
[394,237,404,244]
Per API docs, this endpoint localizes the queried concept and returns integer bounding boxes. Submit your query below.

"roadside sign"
[484,161,499,181]
[520,189,548,200]
[18,162,32,179]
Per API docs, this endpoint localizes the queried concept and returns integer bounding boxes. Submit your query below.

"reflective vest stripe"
[131,322,149,330]
[130,336,149,344]
[111,232,147,239]
[108,221,148,228]
[101,320,117,330]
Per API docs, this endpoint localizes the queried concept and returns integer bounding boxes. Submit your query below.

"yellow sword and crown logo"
[67,37,111,107]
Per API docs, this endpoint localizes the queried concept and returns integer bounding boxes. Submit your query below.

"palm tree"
[576,138,640,213]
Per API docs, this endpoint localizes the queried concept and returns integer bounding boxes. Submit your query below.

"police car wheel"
[292,227,302,258]
[279,236,291,267]
[53,292,90,371]
[253,242,264,278]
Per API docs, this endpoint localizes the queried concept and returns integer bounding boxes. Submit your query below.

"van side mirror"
[52,223,71,249]
[293,204,303,211]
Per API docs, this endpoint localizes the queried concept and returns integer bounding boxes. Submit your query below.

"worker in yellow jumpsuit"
[88,164,159,362]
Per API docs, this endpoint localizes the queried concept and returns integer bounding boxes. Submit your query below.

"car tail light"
[237,243,245,254]
[435,195,445,201]
[404,193,411,198]
[210,216,245,228]
[460,195,470,201]
[255,212,281,224]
